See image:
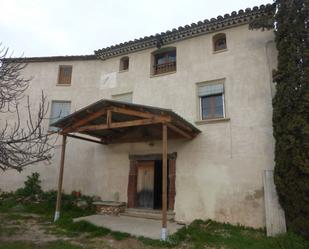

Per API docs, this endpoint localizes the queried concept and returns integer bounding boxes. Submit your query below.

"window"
[119,56,129,71]
[112,92,133,103]
[58,65,72,85]
[198,83,225,120]
[213,33,227,52]
[152,47,176,75]
[49,101,71,131]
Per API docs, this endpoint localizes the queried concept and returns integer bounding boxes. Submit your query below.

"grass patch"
[110,231,130,240]
[272,233,309,249]
[0,225,20,237]
[0,240,87,249]
[166,220,309,249]
[0,190,96,222]
[138,236,171,248]
[55,218,111,237]
[5,213,35,220]
[0,198,19,213]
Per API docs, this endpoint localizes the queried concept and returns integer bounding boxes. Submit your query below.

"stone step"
[125,208,175,215]
[120,208,175,221]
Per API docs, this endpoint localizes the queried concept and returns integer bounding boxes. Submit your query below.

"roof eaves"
[3,55,98,63]
[94,4,273,60]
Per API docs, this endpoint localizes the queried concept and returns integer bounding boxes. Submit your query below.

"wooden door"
[137,161,155,209]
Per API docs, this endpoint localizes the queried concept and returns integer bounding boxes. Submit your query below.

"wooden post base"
[54,211,60,222]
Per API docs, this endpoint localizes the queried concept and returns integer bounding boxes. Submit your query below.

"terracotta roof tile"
[95,4,273,60]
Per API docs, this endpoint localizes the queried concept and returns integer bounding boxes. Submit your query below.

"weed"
[110,231,130,240]
[0,224,20,237]
[55,218,110,237]
[138,236,172,248]
[0,240,87,249]
[272,233,309,249]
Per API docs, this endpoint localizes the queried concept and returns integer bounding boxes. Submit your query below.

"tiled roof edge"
[94,4,273,60]
[3,55,98,63]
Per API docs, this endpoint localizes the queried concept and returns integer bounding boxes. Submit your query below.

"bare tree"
[0,44,55,172]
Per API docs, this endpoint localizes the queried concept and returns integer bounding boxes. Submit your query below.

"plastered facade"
[0,24,277,228]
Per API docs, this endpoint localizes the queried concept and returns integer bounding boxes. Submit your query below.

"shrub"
[15,172,42,199]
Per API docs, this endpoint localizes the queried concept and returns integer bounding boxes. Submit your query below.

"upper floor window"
[152,47,176,75]
[58,65,72,85]
[49,101,71,131]
[112,92,133,103]
[198,83,225,120]
[119,56,129,71]
[213,33,227,52]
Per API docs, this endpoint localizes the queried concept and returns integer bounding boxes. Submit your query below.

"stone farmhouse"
[1,4,282,235]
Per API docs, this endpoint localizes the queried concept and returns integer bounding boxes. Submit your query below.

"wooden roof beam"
[62,109,107,134]
[104,136,161,144]
[76,118,163,132]
[110,107,171,122]
[66,134,106,145]
[166,123,193,139]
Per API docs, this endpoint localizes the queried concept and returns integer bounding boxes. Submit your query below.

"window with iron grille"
[152,48,176,75]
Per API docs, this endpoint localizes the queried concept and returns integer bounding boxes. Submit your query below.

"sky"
[0,0,273,57]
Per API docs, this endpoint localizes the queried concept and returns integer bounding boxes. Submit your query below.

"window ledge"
[119,69,129,73]
[56,84,71,87]
[150,71,176,78]
[195,117,230,125]
[213,48,228,54]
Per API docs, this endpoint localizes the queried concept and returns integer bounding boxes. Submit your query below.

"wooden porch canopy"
[51,99,201,142]
[51,99,201,240]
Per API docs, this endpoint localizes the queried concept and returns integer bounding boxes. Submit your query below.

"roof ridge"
[94,4,273,60]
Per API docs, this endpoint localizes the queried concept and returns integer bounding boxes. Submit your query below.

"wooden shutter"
[58,65,72,84]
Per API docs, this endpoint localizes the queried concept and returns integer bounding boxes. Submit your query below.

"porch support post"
[161,123,168,240]
[54,135,67,222]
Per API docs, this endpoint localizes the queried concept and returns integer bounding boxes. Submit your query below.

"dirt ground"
[0,213,166,249]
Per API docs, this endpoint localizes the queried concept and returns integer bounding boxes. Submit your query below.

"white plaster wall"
[0,24,277,228]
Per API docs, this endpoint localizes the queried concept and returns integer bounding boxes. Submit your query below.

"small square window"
[58,65,72,85]
[120,57,129,71]
[213,33,227,52]
[198,83,225,120]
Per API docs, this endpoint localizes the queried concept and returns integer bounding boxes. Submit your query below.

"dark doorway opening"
[153,160,170,210]
[153,160,162,209]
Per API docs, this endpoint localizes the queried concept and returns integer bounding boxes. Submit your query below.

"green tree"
[252,0,309,238]
[273,0,309,238]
